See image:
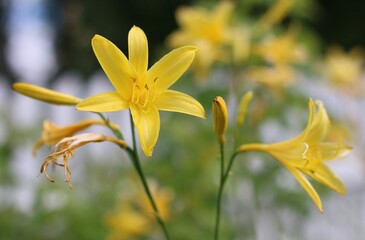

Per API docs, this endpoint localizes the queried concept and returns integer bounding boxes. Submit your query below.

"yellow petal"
[284,164,323,212]
[212,0,234,24]
[128,26,148,75]
[303,163,346,195]
[304,100,330,143]
[262,0,293,26]
[155,90,205,118]
[12,82,81,105]
[92,35,135,99]
[130,105,160,157]
[319,141,352,161]
[147,46,198,93]
[76,92,129,112]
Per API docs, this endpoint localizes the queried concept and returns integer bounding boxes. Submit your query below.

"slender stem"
[127,112,171,240]
[214,143,225,240]
[213,150,240,240]
[97,112,170,240]
[96,113,124,139]
[223,152,239,183]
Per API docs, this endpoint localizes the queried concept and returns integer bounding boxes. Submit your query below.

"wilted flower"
[33,119,119,155]
[238,99,352,212]
[76,26,205,157]
[40,133,127,188]
[12,82,82,105]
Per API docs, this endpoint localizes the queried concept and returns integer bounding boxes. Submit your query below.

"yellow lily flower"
[32,119,119,155]
[254,26,307,65]
[167,1,234,78]
[238,99,352,212]
[40,133,127,188]
[322,45,364,89]
[12,82,82,105]
[76,26,205,156]
[137,180,173,221]
[247,64,296,90]
[105,202,151,240]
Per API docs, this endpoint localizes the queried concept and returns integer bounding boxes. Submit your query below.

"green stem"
[96,113,124,139]
[213,150,240,240]
[98,112,170,240]
[214,143,225,240]
[127,112,171,240]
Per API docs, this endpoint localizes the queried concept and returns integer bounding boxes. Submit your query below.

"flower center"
[302,143,321,167]
[130,77,157,110]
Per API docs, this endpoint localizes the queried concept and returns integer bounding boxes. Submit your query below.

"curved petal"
[147,46,198,92]
[130,105,160,157]
[155,90,205,118]
[76,92,129,112]
[319,141,352,161]
[305,100,330,143]
[303,163,346,195]
[284,164,323,212]
[92,35,135,99]
[128,26,148,76]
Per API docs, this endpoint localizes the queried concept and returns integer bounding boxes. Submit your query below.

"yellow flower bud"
[236,91,253,127]
[12,82,82,105]
[213,96,228,144]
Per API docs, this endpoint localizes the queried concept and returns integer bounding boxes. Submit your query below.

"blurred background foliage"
[1,0,365,239]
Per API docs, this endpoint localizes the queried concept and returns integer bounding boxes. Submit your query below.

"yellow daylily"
[32,119,119,155]
[76,26,205,156]
[238,99,352,212]
[105,202,152,240]
[12,82,82,105]
[322,45,364,88]
[40,133,127,188]
[137,180,174,221]
[247,64,296,90]
[254,26,307,65]
[167,1,234,78]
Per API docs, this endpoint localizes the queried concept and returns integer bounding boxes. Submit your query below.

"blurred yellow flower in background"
[236,91,253,127]
[168,1,238,78]
[105,202,152,240]
[247,64,295,90]
[254,26,307,65]
[322,45,364,91]
[260,0,293,28]
[105,180,173,240]
[136,180,174,221]
[76,26,205,156]
[238,99,352,212]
